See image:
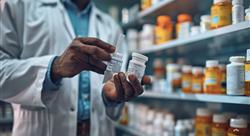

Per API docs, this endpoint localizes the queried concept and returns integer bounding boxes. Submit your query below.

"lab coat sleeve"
[0,1,55,108]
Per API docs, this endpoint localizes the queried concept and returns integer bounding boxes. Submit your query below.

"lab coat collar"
[40,0,58,4]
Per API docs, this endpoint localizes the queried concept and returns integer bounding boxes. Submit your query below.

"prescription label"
[211,5,232,27]
[205,72,218,86]
[245,64,250,82]
[212,128,226,136]
[182,76,191,89]
[227,65,245,94]
[127,62,145,82]
[195,123,211,136]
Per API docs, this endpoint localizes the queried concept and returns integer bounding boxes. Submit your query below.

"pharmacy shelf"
[139,21,250,54]
[114,123,147,136]
[140,91,250,105]
[0,118,13,125]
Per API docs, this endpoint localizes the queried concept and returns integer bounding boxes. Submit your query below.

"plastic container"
[182,65,192,93]
[195,108,212,136]
[176,14,192,39]
[127,53,148,82]
[212,114,228,136]
[175,120,188,136]
[200,15,211,33]
[153,59,165,80]
[155,16,173,45]
[190,26,201,36]
[232,0,244,24]
[245,6,250,21]
[245,49,250,96]
[219,65,226,94]
[211,0,232,29]
[227,56,245,95]
[227,118,248,136]
[192,67,204,93]
[167,64,182,93]
[204,60,222,94]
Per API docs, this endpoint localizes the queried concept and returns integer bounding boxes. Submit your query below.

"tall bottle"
[245,49,250,96]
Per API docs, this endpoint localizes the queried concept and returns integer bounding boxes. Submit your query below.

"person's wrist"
[51,57,62,82]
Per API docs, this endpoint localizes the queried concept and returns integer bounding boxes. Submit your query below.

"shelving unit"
[114,123,145,136]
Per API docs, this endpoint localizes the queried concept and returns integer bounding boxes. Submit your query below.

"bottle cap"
[196,108,212,117]
[214,0,231,4]
[232,0,243,5]
[200,15,211,22]
[157,16,172,27]
[206,60,219,67]
[229,56,245,63]
[247,49,250,61]
[230,118,247,128]
[192,67,203,75]
[182,65,192,73]
[213,114,227,123]
[177,13,192,23]
[132,52,148,62]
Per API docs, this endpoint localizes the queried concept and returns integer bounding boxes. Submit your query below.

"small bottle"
[176,14,192,39]
[200,15,211,33]
[167,64,181,93]
[232,0,244,24]
[245,6,250,21]
[127,53,148,82]
[227,118,248,136]
[227,56,245,95]
[155,16,173,45]
[192,67,204,93]
[219,64,226,94]
[141,0,152,10]
[212,114,228,136]
[175,120,188,136]
[153,59,166,80]
[204,60,222,94]
[190,26,201,36]
[182,65,192,93]
[195,108,212,136]
[211,0,232,29]
[245,49,250,96]
[119,103,129,125]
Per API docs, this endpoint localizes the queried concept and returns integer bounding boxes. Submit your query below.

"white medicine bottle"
[232,0,244,24]
[226,56,245,95]
[127,53,148,82]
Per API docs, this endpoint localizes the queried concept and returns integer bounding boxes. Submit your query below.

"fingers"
[141,76,151,85]
[77,37,116,53]
[88,57,107,72]
[118,73,134,101]
[128,74,144,96]
[113,74,124,102]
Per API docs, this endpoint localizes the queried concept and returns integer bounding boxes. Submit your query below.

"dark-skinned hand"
[103,72,151,103]
[51,37,115,82]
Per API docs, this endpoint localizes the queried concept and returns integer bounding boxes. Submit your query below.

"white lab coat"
[0,0,127,136]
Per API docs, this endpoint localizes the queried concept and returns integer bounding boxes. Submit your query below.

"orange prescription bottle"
[212,114,228,136]
[195,108,212,136]
[245,49,250,96]
[119,104,129,125]
[211,0,232,29]
[227,118,248,136]
[192,67,204,93]
[155,16,173,45]
[181,65,192,93]
[204,60,222,94]
[176,14,192,38]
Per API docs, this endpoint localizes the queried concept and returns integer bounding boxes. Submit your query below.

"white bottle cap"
[196,108,212,117]
[213,114,227,123]
[206,60,219,68]
[132,52,148,62]
[182,65,192,73]
[229,56,245,63]
[230,118,247,128]
[214,0,231,4]
[247,49,250,61]
[192,67,203,75]
[232,0,243,5]
[200,15,211,22]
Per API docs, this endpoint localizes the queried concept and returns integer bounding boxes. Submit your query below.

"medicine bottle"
[175,120,188,136]
[167,63,181,93]
[212,114,228,136]
[119,103,129,125]
[200,15,211,33]
[141,0,152,10]
[195,108,212,136]
[192,67,204,93]
[204,60,222,94]
[245,49,250,96]
[227,56,245,95]
[245,6,250,21]
[232,0,244,24]
[140,24,154,50]
[176,14,192,39]
[211,0,232,29]
[153,59,165,80]
[182,65,192,93]
[155,16,173,45]
[127,53,148,82]
[219,64,226,94]
[227,118,248,136]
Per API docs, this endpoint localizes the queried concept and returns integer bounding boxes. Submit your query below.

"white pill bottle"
[127,53,148,82]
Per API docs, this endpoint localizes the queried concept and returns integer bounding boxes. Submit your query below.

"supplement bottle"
[176,14,192,39]
[212,114,228,136]
[155,16,173,45]
[245,6,250,21]
[175,120,188,136]
[227,56,245,95]
[195,108,212,136]
[204,60,222,94]
[182,65,192,93]
[245,49,250,96]
[227,118,248,136]
[219,64,226,94]
[211,0,232,29]
[167,64,181,92]
[232,0,244,24]
[127,53,148,82]
[192,67,204,93]
[200,15,211,33]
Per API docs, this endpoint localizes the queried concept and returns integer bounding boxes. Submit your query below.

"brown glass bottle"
[245,49,250,96]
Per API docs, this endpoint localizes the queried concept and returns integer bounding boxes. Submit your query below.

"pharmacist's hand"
[102,72,151,103]
[51,37,115,82]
